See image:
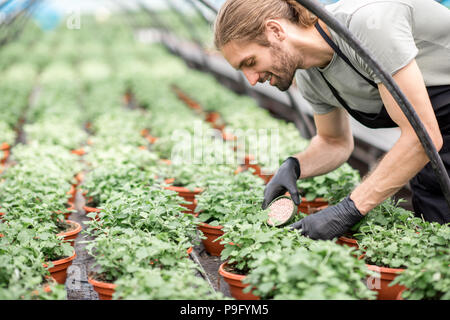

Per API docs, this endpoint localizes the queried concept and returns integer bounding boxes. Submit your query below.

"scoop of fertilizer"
[266,195,298,227]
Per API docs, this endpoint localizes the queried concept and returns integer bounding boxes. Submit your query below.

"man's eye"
[247,60,255,67]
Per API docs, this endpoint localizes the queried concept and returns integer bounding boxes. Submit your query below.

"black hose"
[294,0,450,210]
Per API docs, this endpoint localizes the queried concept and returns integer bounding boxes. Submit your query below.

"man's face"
[222,39,299,91]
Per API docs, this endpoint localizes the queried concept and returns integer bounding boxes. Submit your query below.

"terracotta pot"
[205,112,220,124]
[172,86,202,111]
[71,148,85,156]
[164,179,203,214]
[31,283,52,297]
[83,206,101,221]
[219,262,260,300]
[336,236,359,249]
[365,264,406,300]
[146,135,158,144]
[67,185,76,204]
[140,129,150,137]
[197,222,225,256]
[298,197,329,214]
[258,173,274,184]
[222,131,236,141]
[88,277,116,300]
[160,159,172,165]
[57,220,82,247]
[396,288,405,300]
[44,250,76,284]
[1,148,10,165]
[75,172,84,185]
[124,92,133,104]
[54,203,75,220]
[0,142,10,151]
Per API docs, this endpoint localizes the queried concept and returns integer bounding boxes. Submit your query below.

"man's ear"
[265,19,286,42]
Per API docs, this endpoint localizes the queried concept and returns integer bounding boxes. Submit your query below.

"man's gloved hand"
[289,196,364,240]
[261,157,301,209]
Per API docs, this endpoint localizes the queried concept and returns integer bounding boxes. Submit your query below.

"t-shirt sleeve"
[304,97,337,115]
[348,2,418,84]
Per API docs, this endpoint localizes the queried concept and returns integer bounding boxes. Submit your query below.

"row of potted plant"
[0,57,90,298]
[75,60,225,299]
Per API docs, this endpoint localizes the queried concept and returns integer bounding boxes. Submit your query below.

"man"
[214,0,450,240]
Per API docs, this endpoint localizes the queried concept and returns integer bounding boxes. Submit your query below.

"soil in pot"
[57,220,82,247]
[197,222,225,256]
[88,272,116,300]
[44,250,77,284]
[219,262,260,300]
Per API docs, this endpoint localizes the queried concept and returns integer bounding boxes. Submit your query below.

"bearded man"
[214,0,450,239]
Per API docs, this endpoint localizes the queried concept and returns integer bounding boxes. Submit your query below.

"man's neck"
[291,19,334,69]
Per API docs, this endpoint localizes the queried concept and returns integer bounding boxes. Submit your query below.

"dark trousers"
[409,86,450,224]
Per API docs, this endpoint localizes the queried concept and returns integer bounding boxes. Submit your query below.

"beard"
[268,43,300,91]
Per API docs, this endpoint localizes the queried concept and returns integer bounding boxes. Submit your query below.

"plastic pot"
[67,185,76,204]
[83,206,101,221]
[298,197,329,214]
[205,111,220,124]
[0,142,10,151]
[336,236,359,249]
[160,159,172,165]
[396,288,406,300]
[71,148,85,156]
[197,222,225,256]
[75,172,84,185]
[219,262,260,300]
[164,179,203,215]
[88,277,116,300]
[44,250,76,284]
[365,264,406,300]
[57,220,82,247]
[146,135,158,144]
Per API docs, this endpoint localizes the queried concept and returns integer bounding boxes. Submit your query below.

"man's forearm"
[294,134,353,179]
[350,134,432,215]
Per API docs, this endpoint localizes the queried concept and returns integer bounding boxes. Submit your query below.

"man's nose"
[242,69,259,86]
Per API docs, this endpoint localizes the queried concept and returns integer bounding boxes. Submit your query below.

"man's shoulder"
[327,0,414,25]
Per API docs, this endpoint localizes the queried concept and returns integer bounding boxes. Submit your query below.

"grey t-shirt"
[295,0,450,115]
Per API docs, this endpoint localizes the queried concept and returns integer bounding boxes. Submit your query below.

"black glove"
[289,196,364,240]
[261,157,301,209]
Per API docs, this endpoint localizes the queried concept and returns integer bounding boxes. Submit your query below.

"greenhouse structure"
[0,0,449,305]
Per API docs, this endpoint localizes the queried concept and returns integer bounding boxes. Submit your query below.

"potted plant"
[85,229,194,300]
[218,219,305,300]
[336,198,415,250]
[243,240,377,300]
[390,257,450,300]
[195,171,265,256]
[84,186,198,246]
[355,217,449,300]
[112,265,225,300]
[296,163,360,214]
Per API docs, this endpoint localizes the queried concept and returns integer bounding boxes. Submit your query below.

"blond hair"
[214,0,317,49]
